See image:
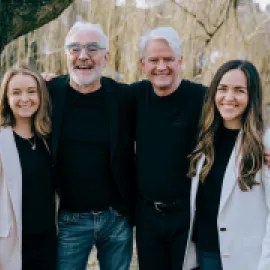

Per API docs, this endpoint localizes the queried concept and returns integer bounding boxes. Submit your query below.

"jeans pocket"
[58,211,80,224]
[108,211,132,241]
[110,208,124,217]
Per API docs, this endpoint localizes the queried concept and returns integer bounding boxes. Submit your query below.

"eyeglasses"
[65,42,106,57]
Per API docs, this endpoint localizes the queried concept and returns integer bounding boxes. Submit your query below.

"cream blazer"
[0,127,22,270]
[183,130,270,270]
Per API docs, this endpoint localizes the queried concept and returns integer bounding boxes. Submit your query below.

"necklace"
[26,135,36,150]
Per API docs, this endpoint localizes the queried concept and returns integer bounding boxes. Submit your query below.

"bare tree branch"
[170,0,234,44]
[170,0,212,37]
[247,18,270,41]
[205,0,232,44]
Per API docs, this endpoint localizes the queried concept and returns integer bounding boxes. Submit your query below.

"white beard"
[68,59,105,86]
[69,70,102,86]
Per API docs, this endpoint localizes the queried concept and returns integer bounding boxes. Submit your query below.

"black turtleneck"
[193,125,240,253]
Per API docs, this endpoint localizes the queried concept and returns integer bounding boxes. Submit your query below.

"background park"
[1,0,270,269]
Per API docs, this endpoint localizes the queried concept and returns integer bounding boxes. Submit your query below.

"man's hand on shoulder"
[41,72,59,82]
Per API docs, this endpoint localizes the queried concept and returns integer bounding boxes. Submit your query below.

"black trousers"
[136,199,190,270]
[22,227,57,270]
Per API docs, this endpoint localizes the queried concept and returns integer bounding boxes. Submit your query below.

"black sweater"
[57,85,118,212]
[132,80,206,204]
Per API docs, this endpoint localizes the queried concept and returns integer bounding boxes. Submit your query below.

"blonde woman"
[0,66,56,270]
[184,60,270,270]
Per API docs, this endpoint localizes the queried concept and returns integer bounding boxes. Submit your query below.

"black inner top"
[57,84,118,212]
[13,132,55,234]
[193,125,240,253]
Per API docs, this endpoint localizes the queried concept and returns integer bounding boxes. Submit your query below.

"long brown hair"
[0,65,51,137]
[188,60,264,191]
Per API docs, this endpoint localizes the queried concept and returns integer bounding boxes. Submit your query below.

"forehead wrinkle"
[68,31,102,44]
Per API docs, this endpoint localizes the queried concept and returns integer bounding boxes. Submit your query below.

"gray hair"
[139,27,182,59]
[64,21,109,51]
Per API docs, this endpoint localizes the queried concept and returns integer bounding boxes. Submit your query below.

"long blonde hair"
[0,65,51,137]
[188,60,264,191]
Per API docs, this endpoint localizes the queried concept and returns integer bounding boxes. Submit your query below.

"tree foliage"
[0,0,74,54]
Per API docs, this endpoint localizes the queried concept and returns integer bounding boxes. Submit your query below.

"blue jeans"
[197,249,223,270]
[57,208,133,270]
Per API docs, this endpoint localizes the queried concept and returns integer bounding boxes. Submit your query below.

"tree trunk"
[0,0,74,54]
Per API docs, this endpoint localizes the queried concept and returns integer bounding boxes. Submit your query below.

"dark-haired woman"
[0,66,57,270]
[183,60,270,270]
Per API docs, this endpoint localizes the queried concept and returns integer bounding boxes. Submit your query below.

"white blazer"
[183,130,270,270]
[0,127,22,270]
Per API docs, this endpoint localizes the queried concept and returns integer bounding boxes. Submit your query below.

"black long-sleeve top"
[193,125,240,253]
[133,79,206,204]
[56,85,118,212]
[13,132,55,234]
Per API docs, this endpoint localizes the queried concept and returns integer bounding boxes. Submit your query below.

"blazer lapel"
[102,77,119,161]
[218,138,241,216]
[51,77,69,163]
[0,127,22,234]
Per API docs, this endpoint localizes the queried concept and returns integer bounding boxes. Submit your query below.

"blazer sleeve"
[0,156,10,238]
[257,128,270,270]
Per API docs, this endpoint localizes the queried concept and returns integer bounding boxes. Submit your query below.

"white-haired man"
[132,27,205,270]
[47,22,135,270]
